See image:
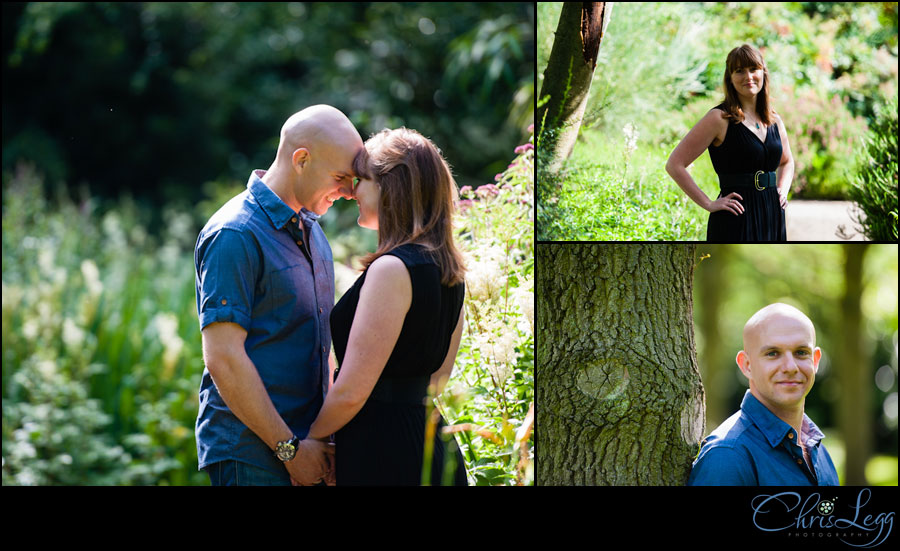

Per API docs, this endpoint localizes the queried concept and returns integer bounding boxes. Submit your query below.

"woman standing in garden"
[303,128,469,486]
[666,44,794,241]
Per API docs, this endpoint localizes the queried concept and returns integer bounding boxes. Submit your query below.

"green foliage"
[440,129,534,485]
[537,128,710,241]
[778,85,870,199]
[2,2,534,203]
[849,97,899,241]
[2,165,205,485]
[1,129,534,486]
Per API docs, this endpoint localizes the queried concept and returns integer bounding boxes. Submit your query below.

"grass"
[538,128,715,241]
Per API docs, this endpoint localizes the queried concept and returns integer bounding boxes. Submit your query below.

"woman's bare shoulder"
[702,107,729,146]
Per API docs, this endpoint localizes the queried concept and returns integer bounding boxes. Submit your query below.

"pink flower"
[476,184,500,198]
[514,143,534,155]
[527,124,534,134]
[459,185,473,197]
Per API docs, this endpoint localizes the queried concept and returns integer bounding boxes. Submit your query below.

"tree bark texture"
[537,244,706,485]
[837,244,870,485]
[537,2,611,175]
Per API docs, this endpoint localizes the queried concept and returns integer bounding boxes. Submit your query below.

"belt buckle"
[754,170,765,191]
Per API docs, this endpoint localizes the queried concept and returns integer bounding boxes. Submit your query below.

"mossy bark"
[537,244,706,485]
[537,2,611,175]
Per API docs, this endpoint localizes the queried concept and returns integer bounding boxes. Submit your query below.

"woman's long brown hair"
[352,127,466,286]
[721,44,774,126]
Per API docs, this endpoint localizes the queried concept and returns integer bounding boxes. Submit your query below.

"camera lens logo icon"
[817,500,835,515]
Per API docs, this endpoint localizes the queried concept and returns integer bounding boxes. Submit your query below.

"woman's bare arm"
[306,254,411,439]
[773,113,794,209]
[666,110,744,216]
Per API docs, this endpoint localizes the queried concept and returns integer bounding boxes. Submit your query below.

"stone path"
[786,200,869,241]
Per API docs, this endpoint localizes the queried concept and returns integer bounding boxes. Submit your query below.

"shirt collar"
[247,170,298,230]
[740,390,825,449]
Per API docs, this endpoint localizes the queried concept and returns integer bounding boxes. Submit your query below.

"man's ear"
[736,350,751,379]
[812,347,822,372]
[292,148,310,173]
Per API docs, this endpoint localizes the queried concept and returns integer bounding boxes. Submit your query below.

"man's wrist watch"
[274,435,300,462]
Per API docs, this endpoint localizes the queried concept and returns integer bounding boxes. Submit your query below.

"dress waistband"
[719,170,777,191]
[368,375,431,405]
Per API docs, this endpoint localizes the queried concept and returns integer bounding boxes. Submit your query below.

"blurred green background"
[2,2,535,485]
[693,244,898,486]
[537,2,898,241]
[3,2,534,204]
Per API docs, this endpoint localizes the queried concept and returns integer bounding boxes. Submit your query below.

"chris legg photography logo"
[750,488,894,547]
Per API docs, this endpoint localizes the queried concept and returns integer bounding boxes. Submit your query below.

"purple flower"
[459,185,473,197]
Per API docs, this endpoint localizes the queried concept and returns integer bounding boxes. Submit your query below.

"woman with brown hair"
[300,127,469,485]
[666,44,795,241]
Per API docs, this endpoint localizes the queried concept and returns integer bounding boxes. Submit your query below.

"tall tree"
[537,2,611,175]
[537,244,706,485]
[837,244,871,485]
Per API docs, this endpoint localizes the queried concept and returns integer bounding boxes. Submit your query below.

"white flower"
[623,122,639,156]
[153,312,184,375]
[62,318,85,349]
[81,259,103,297]
[516,288,534,336]
[474,328,520,384]
[465,247,507,301]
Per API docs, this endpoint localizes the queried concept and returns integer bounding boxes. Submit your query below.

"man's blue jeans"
[205,460,292,486]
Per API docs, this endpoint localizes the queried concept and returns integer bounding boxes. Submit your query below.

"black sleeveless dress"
[706,104,786,242]
[330,243,468,486]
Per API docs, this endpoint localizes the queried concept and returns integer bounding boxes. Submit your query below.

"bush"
[775,84,870,199]
[445,128,534,485]
[2,164,204,485]
[849,97,899,241]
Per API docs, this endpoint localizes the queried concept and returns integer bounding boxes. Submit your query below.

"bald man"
[194,105,363,486]
[687,303,840,486]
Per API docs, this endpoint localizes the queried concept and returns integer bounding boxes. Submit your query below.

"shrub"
[848,98,899,241]
[446,127,534,485]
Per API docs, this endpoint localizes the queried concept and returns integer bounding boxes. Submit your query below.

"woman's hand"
[706,192,744,216]
[778,191,788,210]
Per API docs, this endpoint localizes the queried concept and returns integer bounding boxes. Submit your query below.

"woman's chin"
[357,217,377,231]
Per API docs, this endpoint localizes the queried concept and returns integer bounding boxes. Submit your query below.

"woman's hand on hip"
[706,192,744,216]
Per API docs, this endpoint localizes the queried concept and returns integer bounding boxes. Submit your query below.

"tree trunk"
[537,244,706,485]
[837,244,870,485]
[537,2,611,175]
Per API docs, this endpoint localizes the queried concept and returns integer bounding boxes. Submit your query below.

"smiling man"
[194,105,362,486]
[687,303,840,486]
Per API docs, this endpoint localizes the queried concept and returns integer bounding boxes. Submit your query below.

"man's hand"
[285,438,334,486]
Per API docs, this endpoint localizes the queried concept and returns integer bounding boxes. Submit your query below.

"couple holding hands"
[195,105,467,486]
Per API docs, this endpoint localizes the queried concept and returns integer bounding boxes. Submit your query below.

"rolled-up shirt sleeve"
[195,228,257,332]
[687,446,757,486]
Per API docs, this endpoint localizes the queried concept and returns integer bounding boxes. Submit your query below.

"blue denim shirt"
[687,390,840,486]
[194,170,334,475]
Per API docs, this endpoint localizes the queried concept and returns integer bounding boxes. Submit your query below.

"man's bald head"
[264,105,362,214]
[742,303,816,353]
[277,104,361,161]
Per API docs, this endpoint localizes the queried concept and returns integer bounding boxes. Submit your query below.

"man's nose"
[782,354,800,372]
[337,183,356,200]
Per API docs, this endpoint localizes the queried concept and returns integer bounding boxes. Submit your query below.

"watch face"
[276,441,296,461]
